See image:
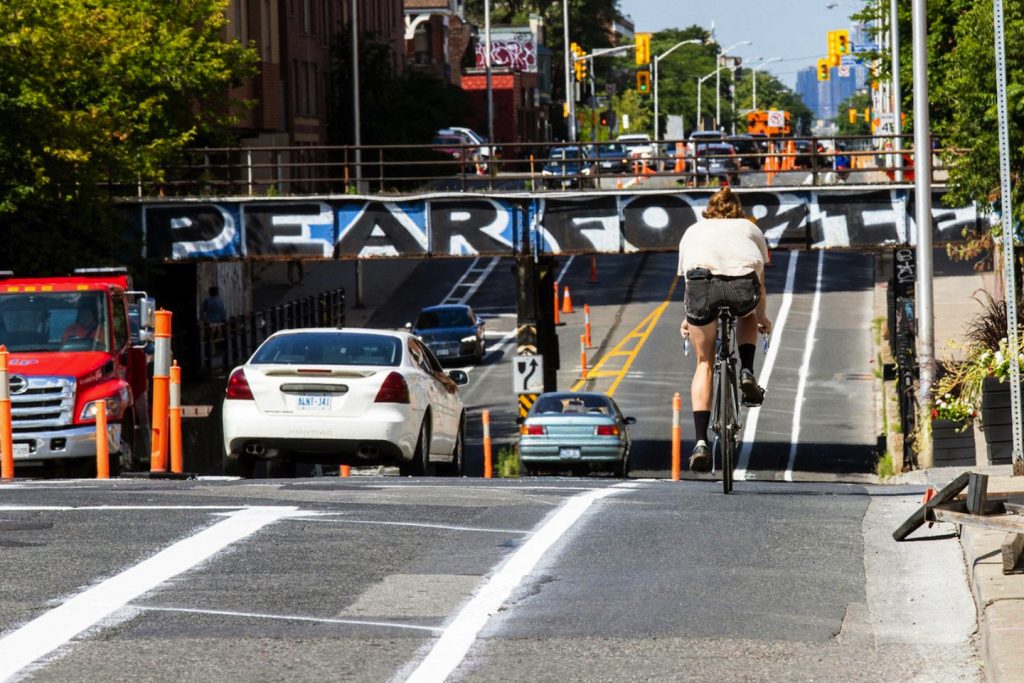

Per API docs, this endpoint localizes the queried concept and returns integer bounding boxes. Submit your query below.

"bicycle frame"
[709,306,741,493]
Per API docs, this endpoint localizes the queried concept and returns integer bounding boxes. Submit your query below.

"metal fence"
[112,134,953,198]
[201,287,346,373]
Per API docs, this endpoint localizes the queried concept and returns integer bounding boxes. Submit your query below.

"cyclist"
[678,186,772,473]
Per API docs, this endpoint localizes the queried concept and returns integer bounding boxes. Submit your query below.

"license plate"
[559,447,582,460]
[435,347,452,356]
[297,394,332,410]
[13,442,32,457]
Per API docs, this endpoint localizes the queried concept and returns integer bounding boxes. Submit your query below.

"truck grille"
[10,376,75,431]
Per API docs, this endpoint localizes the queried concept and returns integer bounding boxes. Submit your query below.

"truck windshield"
[0,292,110,353]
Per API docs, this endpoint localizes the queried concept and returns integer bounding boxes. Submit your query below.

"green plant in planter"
[932,290,1024,411]
[931,392,976,423]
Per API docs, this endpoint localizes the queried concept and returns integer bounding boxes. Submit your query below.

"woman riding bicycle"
[679,186,772,473]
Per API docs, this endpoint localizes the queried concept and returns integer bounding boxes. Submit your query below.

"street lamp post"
[696,67,726,132]
[716,41,751,132]
[750,56,782,111]
[485,0,494,151]
[653,39,703,144]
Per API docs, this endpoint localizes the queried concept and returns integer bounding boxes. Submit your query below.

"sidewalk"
[892,465,1024,683]
[878,249,1023,682]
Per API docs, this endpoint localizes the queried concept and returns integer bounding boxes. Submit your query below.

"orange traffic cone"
[615,177,623,190]
[562,286,575,314]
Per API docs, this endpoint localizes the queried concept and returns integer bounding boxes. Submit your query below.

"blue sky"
[617,0,864,89]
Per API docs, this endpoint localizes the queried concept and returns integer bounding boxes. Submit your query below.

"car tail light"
[225,368,254,400]
[520,424,546,436]
[595,424,620,436]
[374,371,410,404]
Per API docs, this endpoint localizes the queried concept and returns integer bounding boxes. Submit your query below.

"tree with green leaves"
[834,91,873,135]
[0,0,257,273]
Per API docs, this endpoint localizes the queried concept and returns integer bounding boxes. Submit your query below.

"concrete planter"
[980,376,1018,465]
[932,418,976,467]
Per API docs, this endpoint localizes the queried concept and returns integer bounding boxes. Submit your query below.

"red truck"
[0,268,154,476]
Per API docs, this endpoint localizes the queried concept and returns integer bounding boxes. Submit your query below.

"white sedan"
[222,328,468,477]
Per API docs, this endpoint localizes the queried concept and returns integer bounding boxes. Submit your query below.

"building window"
[261,0,274,62]
[413,22,431,66]
[303,0,311,33]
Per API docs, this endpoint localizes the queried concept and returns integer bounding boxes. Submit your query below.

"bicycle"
[684,305,767,494]
[710,306,742,494]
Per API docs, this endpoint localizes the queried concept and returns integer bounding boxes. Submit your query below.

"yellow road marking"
[573,275,680,396]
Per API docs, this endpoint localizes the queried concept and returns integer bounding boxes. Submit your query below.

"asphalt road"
[0,477,978,681]
[0,249,982,681]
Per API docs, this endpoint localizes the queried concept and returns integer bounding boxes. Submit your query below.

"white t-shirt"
[677,218,769,278]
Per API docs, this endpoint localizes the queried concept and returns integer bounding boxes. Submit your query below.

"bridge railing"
[201,287,346,374]
[113,134,956,198]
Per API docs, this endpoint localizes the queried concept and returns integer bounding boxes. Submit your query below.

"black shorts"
[684,268,761,326]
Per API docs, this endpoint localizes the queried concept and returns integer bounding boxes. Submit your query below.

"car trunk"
[244,365,388,417]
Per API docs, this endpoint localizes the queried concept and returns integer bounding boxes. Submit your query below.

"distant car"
[792,139,816,169]
[694,142,741,185]
[725,135,762,170]
[541,146,593,188]
[438,127,492,160]
[686,130,726,158]
[408,304,486,365]
[222,328,469,477]
[517,391,635,476]
[431,133,478,170]
[616,133,656,159]
[586,142,630,174]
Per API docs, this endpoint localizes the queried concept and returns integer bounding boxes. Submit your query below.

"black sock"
[693,411,710,444]
[739,344,756,374]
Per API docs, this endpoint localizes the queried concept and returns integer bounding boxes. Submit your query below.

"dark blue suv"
[409,304,486,364]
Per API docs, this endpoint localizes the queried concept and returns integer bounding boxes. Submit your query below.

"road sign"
[838,64,850,78]
[853,42,879,53]
[767,110,786,128]
[513,355,544,394]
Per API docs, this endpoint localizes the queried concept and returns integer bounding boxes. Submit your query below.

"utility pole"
[891,0,904,182]
[485,0,494,152]
[911,0,935,465]
[563,0,575,142]
[350,0,361,192]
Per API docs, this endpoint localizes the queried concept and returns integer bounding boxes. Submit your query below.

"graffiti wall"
[474,31,537,72]
[132,189,986,262]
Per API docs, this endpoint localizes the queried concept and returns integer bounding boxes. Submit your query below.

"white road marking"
[0,506,300,680]
[735,250,800,480]
[555,254,575,285]
[134,605,443,634]
[441,256,501,306]
[0,505,248,511]
[289,518,528,534]
[784,249,825,482]
[403,484,631,683]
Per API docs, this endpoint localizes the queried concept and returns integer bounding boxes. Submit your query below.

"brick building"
[404,0,472,86]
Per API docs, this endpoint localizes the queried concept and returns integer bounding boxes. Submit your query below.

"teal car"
[517,392,635,477]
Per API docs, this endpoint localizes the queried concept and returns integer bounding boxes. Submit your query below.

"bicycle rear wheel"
[718,365,736,494]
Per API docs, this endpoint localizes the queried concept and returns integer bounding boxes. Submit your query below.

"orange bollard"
[1,346,13,480]
[340,465,351,477]
[671,392,682,481]
[553,281,560,326]
[482,410,493,479]
[580,335,588,379]
[169,362,183,474]
[562,286,574,314]
[150,310,172,472]
[584,304,592,348]
[589,255,597,284]
[96,401,109,479]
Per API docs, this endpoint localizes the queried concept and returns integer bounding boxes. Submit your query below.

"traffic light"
[600,110,610,126]
[817,59,830,82]
[849,108,857,124]
[836,29,850,55]
[636,70,651,94]
[574,58,587,82]
[827,30,837,57]
[635,33,651,65]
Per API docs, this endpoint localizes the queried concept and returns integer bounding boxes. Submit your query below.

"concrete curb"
[960,522,1024,683]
